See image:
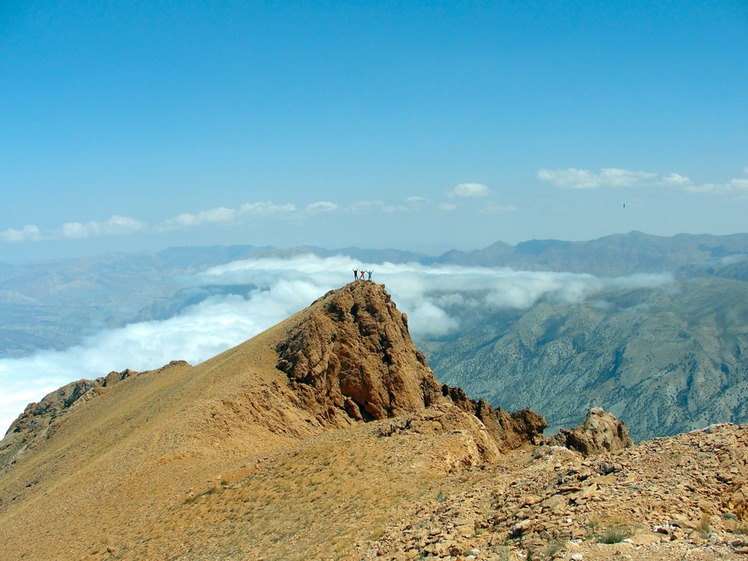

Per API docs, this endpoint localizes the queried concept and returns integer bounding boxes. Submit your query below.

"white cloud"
[306,201,339,212]
[349,200,407,213]
[159,206,237,230]
[240,201,296,214]
[662,173,691,185]
[537,168,658,189]
[539,167,748,196]
[0,224,42,243]
[407,301,458,338]
[684,177,748,195]
[158,201,297,231]
[1,216,144,244]
[59,215,145,239]
[449,183,490,198]
[0,254,676,433]
[406,196,430,205]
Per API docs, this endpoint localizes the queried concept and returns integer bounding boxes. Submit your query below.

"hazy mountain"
[423,276,748,441]
[428,231,748,277]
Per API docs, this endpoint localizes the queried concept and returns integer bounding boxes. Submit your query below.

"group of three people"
[353,268,373,281]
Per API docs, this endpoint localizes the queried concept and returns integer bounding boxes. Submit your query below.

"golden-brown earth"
[1,282,747,560]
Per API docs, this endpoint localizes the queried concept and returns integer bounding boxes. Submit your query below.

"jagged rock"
[276,281,444,421]
[547,407,633,455]
[276,281,546,449]
[441,385,546,450]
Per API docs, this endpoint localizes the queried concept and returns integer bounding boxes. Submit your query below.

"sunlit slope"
[0,303,330,559]
[1,281,537,560]
[428,277,748,441]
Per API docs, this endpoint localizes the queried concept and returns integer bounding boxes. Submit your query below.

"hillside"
[425,276,748,441]
[3,282,748,560]
[0,282,544,560]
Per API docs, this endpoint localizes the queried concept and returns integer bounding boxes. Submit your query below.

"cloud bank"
[59,215,146,239]
[157,202,297,231]
[0,224,42,243]
[538,167,748,195]
[0,216,145,243]
[0,255,674,433]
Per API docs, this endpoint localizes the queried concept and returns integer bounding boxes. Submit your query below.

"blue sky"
[2,0,747,262]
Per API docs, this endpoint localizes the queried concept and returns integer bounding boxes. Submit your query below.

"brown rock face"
[276,281,444,422]
[441,385,547,449]
[276,281,546,449]
[547,407,633,454]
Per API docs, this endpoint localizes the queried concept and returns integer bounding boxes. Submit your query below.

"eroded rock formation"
[276,281,546,449]
[276,281,443,421]
[546,406,633,454]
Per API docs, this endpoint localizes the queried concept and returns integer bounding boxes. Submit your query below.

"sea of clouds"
[0,254,673,433]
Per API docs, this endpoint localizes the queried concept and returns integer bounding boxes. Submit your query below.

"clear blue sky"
[2,0,747,262]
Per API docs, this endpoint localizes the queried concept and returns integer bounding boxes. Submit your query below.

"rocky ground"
[4,282,748,561]
[355,422,748,561]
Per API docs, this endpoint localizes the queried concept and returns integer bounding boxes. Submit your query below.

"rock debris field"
[355,423,748,561]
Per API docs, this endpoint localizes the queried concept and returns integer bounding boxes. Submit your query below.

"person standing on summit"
[353,268,358,281]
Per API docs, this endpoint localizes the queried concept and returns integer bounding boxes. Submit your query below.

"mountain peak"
[277,281,441,422]
[276,281,547,448]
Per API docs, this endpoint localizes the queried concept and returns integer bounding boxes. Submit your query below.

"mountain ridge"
[425,275,748,441]
[4,281,748,560]
[0,282,549,560]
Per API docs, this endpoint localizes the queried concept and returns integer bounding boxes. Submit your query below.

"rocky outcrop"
[276,281,546,450]
[364,422,748,560]
[276,281,444,423]
[4,368,137,438]
[376,402,502,466]
[547,407,633,455]
[441,385,546,449]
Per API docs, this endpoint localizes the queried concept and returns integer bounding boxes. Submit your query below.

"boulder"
[547,407,633,455]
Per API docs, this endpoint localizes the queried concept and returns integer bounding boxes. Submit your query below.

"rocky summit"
[0,282,746,560]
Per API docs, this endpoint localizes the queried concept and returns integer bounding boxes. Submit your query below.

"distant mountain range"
[2,231,748,442]
[428,230,748,278]
[422,276,748,441]
[2,231,746,358]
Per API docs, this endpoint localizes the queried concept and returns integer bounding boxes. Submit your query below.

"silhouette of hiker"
[353,269,358,281]
[367,270,373,280]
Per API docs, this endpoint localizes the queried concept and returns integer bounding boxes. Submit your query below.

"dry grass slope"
[2,282,748,561]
